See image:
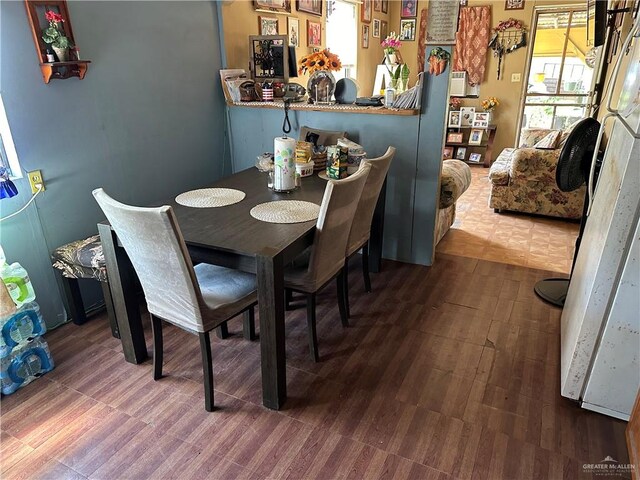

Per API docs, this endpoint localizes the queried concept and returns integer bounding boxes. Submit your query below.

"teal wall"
[227,59,450,265]
[0,1,227,328]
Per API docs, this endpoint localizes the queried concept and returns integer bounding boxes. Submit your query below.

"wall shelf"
[24,0,91,84]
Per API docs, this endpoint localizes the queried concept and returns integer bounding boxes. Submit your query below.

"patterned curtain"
[454,6,491,86]
[417,8,428,73]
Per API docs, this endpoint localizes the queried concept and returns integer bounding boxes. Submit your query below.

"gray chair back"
[93,189,206,332]
[307,163,371,285]
[347,147,395,255]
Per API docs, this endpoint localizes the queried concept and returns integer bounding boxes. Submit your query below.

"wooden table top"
[165,168,328,258]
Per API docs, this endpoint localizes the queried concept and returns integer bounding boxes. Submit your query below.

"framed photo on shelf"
[455,147,467,160]
[399,19,416,41]
[469,153,483,163]
[307,19,322,47]
[362,24,370,48]
[447,132,464,143]
[473,112,489,128]
[288,17,300,47]
[460,107,475,127]
[373,19,381,38]
[401,0,417,17]
[297,0,322,16]
[448,110,462,128]
[443,147,454,159]
[254,0,291,13]
[259,16,279,35]
[361,0,372,23]
[505,0,525,10]
[469,129,484,145]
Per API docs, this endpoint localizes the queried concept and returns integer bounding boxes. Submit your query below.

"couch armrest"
[440,160,471,208]
[510,148,561,186]
[519,128,556,148]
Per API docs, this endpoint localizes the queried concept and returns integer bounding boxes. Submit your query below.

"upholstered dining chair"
[92,189,257,412]
[284,163,371,362]
[343,147,395,316]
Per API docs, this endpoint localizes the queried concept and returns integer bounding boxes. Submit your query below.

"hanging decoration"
[488,18,527,80]
[427,48,451,76]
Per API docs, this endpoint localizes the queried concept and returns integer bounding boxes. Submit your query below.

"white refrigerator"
[560,17,640,421]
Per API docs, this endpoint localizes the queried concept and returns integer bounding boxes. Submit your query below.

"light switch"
[511,73,522,82]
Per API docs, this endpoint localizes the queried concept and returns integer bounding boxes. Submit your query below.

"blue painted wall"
[0,1,227,328]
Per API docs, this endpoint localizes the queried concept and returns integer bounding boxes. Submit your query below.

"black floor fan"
[534,117,603,307]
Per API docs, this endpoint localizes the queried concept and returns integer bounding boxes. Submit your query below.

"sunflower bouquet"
[481,96,500,112]
[298,49,342,75]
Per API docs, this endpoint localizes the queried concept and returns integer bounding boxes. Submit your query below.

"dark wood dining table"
[97,167,386,410]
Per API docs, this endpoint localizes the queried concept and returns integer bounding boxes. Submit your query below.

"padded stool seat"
[52,235,118,336]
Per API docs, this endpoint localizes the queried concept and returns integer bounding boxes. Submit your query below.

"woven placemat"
[175,188,245,208]
[250,200,320,224]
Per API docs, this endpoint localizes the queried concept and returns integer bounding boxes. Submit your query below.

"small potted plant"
[41,10,73,62]
[381,32,401,65]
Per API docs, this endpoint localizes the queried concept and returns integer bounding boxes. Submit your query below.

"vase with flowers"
[481,96,500,124]
[298,49,342,104]
[381,32,401,65]
[41,10,73,62]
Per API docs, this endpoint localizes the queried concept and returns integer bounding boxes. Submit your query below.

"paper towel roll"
[274,136,296,191]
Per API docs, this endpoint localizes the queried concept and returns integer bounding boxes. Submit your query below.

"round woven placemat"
[250,200,320,224]
[175,188,245,208]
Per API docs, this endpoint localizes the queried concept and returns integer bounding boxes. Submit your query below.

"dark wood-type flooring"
[0,254,630,479]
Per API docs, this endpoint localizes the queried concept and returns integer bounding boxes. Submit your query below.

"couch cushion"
[533,130,561,149]
[558,119,582,147]
[489,148,513,186]
[440,160,471,209]
[519,129,555,148]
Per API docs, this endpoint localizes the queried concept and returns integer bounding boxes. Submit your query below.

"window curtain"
[454,6,491,86]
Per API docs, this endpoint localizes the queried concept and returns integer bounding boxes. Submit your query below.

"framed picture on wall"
[505,0,525,10]
[399,19,416,41]
[443,147,454,159]
[362,24,370,48]
[382,0,388,13]
[447,132,464,143]
[380,20,388,39]
[401,0,417,17]
[361,0,372,23]
[448,110,462,128]
[374,0,382,12]
[307,19,322,47]
[254,0,291,14]
[288,17,300,47]
[460,107,475,127]
[259,16,279,35]
[455,147,467,160]
[297,0,322,16]
[373,19,381,38]
[469,129,484,145]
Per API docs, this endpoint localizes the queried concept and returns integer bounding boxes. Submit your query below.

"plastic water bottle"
[1,263,36,307]
[0,336,54,395]
[0,302,47,359]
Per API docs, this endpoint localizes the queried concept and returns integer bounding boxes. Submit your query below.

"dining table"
[97,167,386,410]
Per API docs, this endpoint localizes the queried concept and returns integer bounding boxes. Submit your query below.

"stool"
[52,235,119,338]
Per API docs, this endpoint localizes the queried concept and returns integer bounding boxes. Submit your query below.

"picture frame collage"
[448,109,490,129]
[399,0,416,41]
[254,0,324,48]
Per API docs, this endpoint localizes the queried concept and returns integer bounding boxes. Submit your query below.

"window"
[326,0,357,81]
[0,95,21,179]
[518,7,594,137]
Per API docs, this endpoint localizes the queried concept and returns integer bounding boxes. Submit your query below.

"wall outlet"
[511,73,522,82]
[27,170,45,194]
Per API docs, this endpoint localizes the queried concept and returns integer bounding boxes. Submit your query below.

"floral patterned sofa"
[435,160,472,245]
[488,128,585,219]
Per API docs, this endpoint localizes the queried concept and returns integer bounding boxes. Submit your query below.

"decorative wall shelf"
[24,0,91,84]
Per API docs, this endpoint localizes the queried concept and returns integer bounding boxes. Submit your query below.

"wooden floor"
[0,255,630,479]
[437,167,580,274]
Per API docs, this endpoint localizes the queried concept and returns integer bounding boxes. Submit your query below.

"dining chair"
[284,163,371,362]
[92,189,257,412]
[342,147,395,317]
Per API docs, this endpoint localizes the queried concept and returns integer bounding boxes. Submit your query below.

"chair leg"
[306,293,319,362]
[215,322,229,339]
[100,280,120,339]
[343,261,350,318]
[285,289,294,310]
[362,241,372,293]
[243,307,256,341]
[151,314,163,381]
[61,276,87,325]
[199,331,214,412]
[337,270,349,327]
